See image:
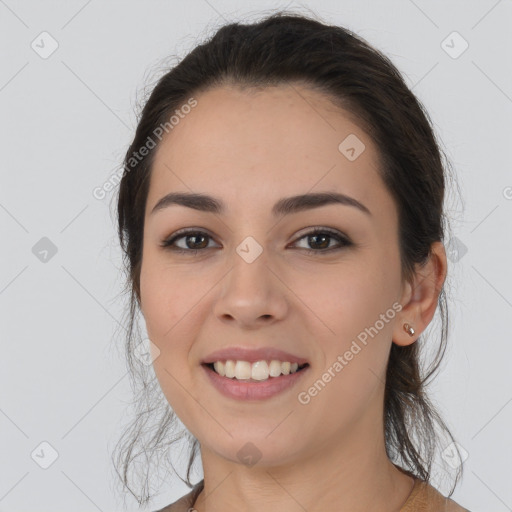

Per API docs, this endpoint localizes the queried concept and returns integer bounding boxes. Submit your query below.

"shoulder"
[152,480,204,512]
[401,477,470,512]
[154,477,471,512]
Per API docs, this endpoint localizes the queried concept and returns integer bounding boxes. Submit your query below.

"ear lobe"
[393,241,447,347]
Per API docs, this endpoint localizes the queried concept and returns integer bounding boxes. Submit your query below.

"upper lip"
[202,347,309,365]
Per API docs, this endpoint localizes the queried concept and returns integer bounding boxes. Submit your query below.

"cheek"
[140,251,196,339]
[312,255,399,344]
[140,264,168,339]
[139,258,197,381]
[303,287,397,433]
[309,252,400,396]
[140,259,202,423]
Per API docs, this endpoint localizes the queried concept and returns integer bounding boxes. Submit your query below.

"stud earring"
[403,323,415,337]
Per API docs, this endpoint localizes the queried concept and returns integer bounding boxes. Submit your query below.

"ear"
[393,241,447,347]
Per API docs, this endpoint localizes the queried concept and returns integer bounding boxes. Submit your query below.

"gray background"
[1,1,511,511]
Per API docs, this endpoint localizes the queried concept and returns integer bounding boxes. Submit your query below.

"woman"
[113,11,470,512]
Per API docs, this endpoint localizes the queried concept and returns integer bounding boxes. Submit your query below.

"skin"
[139,83,448,512]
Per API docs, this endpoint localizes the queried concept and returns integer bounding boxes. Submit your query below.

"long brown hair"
[111,10,464,506]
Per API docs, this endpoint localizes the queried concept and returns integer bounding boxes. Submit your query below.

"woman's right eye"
[160,230,218,254]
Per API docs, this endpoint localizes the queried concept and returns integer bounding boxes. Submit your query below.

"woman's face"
[139,84,409,467]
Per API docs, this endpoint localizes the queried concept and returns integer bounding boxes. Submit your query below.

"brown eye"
[161,229,218,254]
[292,228,352,254]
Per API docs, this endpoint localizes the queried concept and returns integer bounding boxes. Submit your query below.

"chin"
[204,433,305,469]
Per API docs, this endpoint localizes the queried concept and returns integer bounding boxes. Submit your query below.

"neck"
[192,402,415,512]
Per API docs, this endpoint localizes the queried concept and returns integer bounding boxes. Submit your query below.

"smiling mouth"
[203,361,310,382]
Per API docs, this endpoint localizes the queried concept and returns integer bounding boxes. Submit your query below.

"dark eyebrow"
[150,191,371,217]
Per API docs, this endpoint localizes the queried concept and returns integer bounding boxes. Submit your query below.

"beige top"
[154,475,469,511]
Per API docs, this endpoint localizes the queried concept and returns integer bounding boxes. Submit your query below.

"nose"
[212,246,289,329]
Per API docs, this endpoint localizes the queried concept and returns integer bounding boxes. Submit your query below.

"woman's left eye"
[292,228,353,254]
[160,227,352,255]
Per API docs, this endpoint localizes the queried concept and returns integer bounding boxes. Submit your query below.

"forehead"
[146,84,394,220]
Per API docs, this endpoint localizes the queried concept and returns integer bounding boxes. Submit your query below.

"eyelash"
[160,227,353,256]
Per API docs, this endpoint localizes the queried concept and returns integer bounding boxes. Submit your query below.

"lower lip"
[202,364,309,401]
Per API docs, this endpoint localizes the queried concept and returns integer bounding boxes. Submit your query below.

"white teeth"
[210,359,305,380]
[251,361,269,381]
[224,360,236,378]
[269,360,282,377]
[235,360,252,380]
[213,361,224,376]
